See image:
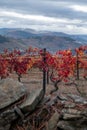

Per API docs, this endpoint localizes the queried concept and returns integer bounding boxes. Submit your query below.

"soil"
[8,68,87,97]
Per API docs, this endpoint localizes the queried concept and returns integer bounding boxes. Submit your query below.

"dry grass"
[8,68,87,97]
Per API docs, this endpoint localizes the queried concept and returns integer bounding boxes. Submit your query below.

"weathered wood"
[43,48,46,94]
[76,51,79,80]
[50,79,61,94]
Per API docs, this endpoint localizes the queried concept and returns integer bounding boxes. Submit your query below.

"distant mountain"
[23,35,82,52]
[0,28,87,44]
[0,28,69,38]
[0,28,36,38]
[0,35,9,43]
[0,32,82,53]
[71,35,87,44]
[0,35,27,52]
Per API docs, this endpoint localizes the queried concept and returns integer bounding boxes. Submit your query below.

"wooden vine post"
[76,51,79,80]
[43,48,46,94]
[47,69,49,84]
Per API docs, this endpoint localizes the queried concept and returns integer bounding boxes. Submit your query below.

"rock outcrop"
[0,78,87,130]
[57,94,87,130]
[0,78,44,130]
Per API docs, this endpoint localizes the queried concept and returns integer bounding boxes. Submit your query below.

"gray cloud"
[0,0,87,34]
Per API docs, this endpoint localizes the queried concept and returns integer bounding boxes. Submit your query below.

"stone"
[0,78,26,109]
[59,104,87,130]
[20,88,44,113]
[57,121,76,130]
[0,109,18,130]
[0,78,44,130]
[47,111,60,130]
[62,108,82,115]
[63,113,82,120]
[37,95,51,105]
[81,110,87,117]
[57,120,87,130]
[0,125,11,130]
[46,96,58,106]
[67,94,87,104]
[57,94,68,101]
[0,78,26,130]
[62,108,82,120]
[64,102,76,108]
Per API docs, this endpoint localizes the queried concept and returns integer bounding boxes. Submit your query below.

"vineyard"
[0,46,87,130]
[0,46,87,88]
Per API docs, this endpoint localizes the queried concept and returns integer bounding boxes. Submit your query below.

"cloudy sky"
[0,0,87,34]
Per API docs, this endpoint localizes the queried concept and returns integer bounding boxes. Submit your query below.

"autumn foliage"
[0,46,87,81]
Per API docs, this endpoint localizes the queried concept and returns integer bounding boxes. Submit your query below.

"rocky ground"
[0,68,87,130]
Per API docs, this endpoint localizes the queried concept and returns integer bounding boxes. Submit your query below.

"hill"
[21,35,82,52]
[0,35,9,43]
[1,28,87,43]
[0,35,82,53]
[0,35,26,52]
[0,28,69,38]
[71,35,87,44]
